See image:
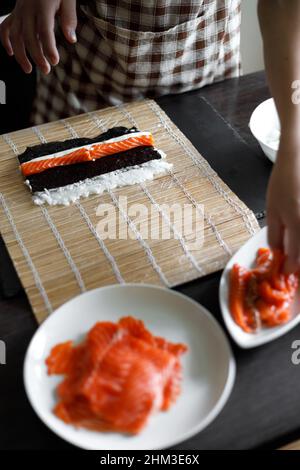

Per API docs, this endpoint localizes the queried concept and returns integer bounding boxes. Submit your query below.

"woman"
[1,0,300,273]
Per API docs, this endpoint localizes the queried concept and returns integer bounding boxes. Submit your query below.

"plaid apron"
[31,0,241,124]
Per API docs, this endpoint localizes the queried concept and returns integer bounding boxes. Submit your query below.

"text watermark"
[0,80,6,104]
[96,197,204,251]
[291,340,300,365]
[0,340,6,365]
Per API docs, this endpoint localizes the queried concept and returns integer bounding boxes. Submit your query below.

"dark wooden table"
[1,71,300,450]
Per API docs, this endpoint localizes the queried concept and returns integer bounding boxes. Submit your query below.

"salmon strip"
[258,280,291,306]
[20,133,154,177]
[20,148,91,177]
[229,264,254,333]
[256,299,290,327]
[90,134,154,158]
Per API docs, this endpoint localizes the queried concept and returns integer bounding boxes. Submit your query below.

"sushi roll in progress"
[18,127,172,205]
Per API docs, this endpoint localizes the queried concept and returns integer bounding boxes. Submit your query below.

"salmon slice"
[46,316,187,435]
[20,133,154,177]
[45,341,74,375]
[161,360,182,411]
[56,344,92,401]
[154,335,188,356]
[90,134,154,159]
[118,316,155,345]
[54,396,111,432]
[81,338,171,434]
[21,148,91,177]
[87,321,119,365]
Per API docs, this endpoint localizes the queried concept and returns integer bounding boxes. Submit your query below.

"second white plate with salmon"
[219,227,300,348]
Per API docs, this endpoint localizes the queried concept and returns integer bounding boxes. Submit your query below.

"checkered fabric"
[31,0,241,124]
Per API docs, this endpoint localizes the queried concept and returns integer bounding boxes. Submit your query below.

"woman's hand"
[267,136,300,273]
[258,1,300,273]
[0,0,77,74]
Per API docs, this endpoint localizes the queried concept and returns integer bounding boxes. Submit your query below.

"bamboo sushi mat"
[0,99,259,323]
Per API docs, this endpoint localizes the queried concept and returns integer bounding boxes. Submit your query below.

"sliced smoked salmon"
[21,133,154,177]
[46,316,187,435]
[229,264,254,333]
[229,248,299,333]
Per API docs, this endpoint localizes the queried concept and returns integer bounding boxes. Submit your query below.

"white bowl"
[24,284,236,450]
[249,98,280,163]
[219,227,300,348]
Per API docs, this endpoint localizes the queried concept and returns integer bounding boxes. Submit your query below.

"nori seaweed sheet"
[28,146,162,192]
[18,127,138,164]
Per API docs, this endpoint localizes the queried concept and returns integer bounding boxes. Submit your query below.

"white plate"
[24,284,235,450]
[219,227,300,349]
[249,98,280,163]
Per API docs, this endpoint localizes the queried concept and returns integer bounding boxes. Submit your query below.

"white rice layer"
[28,151,172,206]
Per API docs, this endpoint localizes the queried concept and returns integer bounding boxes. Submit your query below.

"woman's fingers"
[0,16,14,56]
[268,213,300,273]
[1,0,77,72]
[10,20,32,73]
[23,16,51,74]
[59,0,77,43]
[267,211,283,250]
[266,151,300,275]
[24,18,51,74]
[36,6,59,66]
[284,222,300,273]
[268,216,300,273]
